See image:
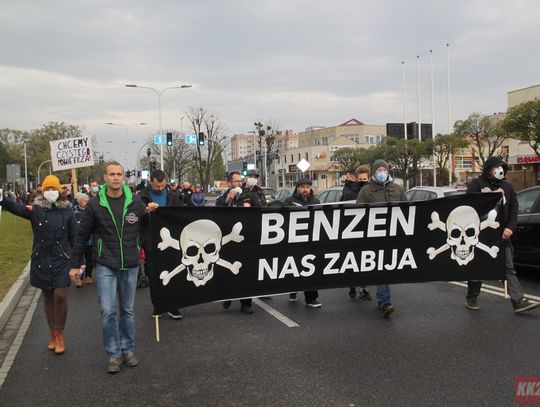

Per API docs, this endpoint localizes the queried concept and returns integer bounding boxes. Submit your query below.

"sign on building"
[49,136,95,172]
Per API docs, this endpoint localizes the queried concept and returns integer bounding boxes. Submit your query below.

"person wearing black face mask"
[341,165,372,301]
[465,156,539,314]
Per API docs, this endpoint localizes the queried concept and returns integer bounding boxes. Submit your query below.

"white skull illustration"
[180,220,222,287]
[446,206,480,265]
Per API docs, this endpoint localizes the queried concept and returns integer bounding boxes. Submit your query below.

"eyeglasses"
[230,179,242,183]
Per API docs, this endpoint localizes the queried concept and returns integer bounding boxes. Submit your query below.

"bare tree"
[186,107,228,191]
[254,120,280,186]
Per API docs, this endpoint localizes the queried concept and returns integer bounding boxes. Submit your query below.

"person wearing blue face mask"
[87,180,100,199]
[356,159,406,318]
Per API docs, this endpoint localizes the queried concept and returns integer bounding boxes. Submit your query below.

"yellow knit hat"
[42,175,62,192]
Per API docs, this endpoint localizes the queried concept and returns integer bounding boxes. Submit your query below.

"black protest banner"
[151,193,505,311]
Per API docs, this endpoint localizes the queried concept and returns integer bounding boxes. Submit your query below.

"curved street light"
[125,84,192,170]
[105,122,148,169]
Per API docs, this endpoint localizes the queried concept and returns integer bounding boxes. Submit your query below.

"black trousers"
[145,251,179,312]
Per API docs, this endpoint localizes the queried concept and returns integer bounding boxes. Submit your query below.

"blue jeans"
[95,264,138,357]
[376,284,391,309]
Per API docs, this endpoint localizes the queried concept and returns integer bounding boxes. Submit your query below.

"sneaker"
[514,299,540,314]
[288,293,297,302]
[167,310,183,319]
[381,304,395,318]
[123,351,138,367]
[76,280,84,288]
[358,289,372,301]
[465,298,480,310]
[240,304,253,314]
[108,356,122,374]
[222,300,232,309]
[348,287,357,299]
[306,300,322,308]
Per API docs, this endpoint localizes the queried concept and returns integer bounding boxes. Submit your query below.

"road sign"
[297,159,310,173]
[154,135,167,145]
[185,134,197,144]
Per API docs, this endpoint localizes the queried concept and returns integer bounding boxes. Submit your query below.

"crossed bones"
[427,209,500,260]
[158,222,244,286]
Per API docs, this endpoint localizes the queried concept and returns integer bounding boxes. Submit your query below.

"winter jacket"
[0,196,76,290]
[242,185,267,207]
[191,191,205,206]
[340,181,361,201]
[181,188,193,206]
[70,184,147,271]
[356,177,406,204]
[283,190,320,207]
[466,156,518,231]
[215,189,252,207]
[138,186,182,251]
[73,204,94,246]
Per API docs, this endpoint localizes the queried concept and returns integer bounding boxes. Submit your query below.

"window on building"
[455,157,473,169]
[344,134,359,143]
[305,152,309,161]
[365,135,375,144]
[284,155,287,164]
[291,154,294,163]
[376,135,385,143]
[298,153,301,161]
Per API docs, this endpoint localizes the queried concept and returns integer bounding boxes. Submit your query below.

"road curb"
[0,261,30,332]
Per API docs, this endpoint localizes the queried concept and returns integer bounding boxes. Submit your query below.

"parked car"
[405,186,466,201]
[513,186,540,269]
[317,186,349,204]
[260,187,276,203]
[274,188,294,202]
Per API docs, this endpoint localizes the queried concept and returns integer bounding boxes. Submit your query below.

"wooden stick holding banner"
[154,315,160,342]
[504,280,509,298]
[71,168,78,196]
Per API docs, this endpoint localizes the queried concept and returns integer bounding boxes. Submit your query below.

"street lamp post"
[37,160,52,186]
[248,131,257,170]
[105,122,147,170]
[125,84,192,170]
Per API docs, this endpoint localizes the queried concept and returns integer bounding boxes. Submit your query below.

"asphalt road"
[0,270,539,407]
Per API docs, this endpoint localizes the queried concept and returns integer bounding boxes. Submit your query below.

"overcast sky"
[1,0,539,164]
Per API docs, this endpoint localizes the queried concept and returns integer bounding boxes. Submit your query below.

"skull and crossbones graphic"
[426,206,500,266]
[157,220,244,287]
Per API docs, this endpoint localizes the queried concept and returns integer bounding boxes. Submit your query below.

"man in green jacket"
[69,161,155,373]
[356,159,406,318]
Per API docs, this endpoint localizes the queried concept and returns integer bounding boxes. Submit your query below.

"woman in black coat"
[0,175,76,354]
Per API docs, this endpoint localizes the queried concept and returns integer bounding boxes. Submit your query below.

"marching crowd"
[0,156,538,374]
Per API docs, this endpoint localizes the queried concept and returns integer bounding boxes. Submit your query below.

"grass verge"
[0,211,33,301]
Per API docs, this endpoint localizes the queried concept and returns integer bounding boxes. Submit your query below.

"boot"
[48,331,55,351]
[53,329,65,354]
[84,276,93,285]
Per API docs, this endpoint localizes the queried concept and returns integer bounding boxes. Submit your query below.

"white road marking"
[449,282,540,301]
[0,289,40,389]
[252,298,299,328]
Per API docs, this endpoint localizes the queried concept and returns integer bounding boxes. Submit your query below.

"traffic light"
[242,161,248,176]
[146,148,151,157]
[126,170,131,177]
[198,132,205,146]
[166,132,173,146]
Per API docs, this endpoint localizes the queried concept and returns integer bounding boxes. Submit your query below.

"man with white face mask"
[465,156,539,314]
[242,169,267,207]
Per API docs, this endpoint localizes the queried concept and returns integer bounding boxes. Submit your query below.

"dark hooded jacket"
[341,180,368,201]
[466,156,518,231]
[138,186,182,251]
[242,185,267,207]
[283,190,320,207]
[0,195,76,290]
[70,184,147,271]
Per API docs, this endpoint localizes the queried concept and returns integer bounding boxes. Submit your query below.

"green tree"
[380,137,430,187]
[331,147,376,173]
[502,99,540,157]
[453,112,507,167]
